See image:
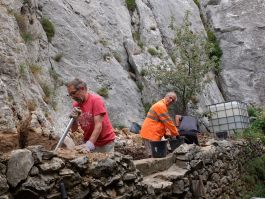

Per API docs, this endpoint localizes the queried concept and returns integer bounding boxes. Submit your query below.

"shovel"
[53,118,75,152]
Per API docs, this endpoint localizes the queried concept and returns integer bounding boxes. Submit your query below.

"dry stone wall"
[0,140,263,199]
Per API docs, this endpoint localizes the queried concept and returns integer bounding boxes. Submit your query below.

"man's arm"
[89,114,104,144]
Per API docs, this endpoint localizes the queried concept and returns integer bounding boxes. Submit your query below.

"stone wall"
[135,139,264,198]
[0,140,263,199]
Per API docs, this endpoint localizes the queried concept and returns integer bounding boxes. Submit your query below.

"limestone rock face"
[202,0,265,105]
[1,0,263,150]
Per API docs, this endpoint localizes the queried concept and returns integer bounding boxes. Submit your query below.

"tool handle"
[53,118,75,152]
[59,182,68,199]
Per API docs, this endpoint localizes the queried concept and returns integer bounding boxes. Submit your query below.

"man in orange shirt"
[140,92,179,156]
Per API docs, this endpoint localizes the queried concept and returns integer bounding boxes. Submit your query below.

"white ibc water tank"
[208,101,250,133]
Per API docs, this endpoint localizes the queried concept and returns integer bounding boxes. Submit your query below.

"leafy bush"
[19,64,26,77]
[113,52,122,63]
[49,68,60,82]
[140,69,147,76]
[21,33,33,43]
[97,87,109,98]
[126,0,136,12]
[242,155,265,198]
[132,31,144,49]
[41,17,55,42]
[147,48,158,56]
[207,30,223,74]
[143,103,151,114]
[240,107,265,144]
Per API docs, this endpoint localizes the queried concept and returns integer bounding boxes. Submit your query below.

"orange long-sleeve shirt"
[140,99,179,141]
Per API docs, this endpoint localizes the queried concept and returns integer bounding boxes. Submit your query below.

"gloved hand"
[85,140,95,151]
[69,107,81,119]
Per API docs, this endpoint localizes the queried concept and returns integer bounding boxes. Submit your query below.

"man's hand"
[69,107,81,119]
[85,140,95,151]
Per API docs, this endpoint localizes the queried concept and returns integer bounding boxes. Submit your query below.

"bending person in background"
[179,116,200,145]
[140,92,179,157]
[66,78,115,153]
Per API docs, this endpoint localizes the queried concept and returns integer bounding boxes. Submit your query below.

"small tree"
[148,12,218,114]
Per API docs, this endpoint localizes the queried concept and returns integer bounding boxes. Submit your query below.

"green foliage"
[140,69,147,76]
[125,0,136,12]
[19,64,26,77]
[21,33,33,43]
[40,82,56,109]
[53,53,63,62]
[132,31,144,49]
[193,0,200,8]
[29,64,42,76]
[99,39,109,46]
[113,51,122,63]
[49,68,60,82]
[147,48,159,56]
[239,107,265,144]
[148,12,215,113]
[207,30,223,74]
[242,155,265,198]
[41,17,55,42]
[143,103,151,114]
[97,87,109,98]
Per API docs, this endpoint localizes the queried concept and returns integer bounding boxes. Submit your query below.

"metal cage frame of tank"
[207,101,250,134]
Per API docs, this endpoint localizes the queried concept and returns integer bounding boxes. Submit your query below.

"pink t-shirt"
[73,93,115,146]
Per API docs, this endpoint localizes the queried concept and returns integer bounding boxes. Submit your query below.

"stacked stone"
[0,146,147,199]
[135,139,264,199]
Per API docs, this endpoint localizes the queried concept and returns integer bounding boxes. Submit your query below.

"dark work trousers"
[180,131,199,145]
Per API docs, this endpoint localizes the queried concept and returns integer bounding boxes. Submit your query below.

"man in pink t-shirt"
[66,78,115,153]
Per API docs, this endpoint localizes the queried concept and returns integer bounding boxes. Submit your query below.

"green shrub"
[242,156,265,198]
[99,39,109,46]
[19,64,26,77]
[132,31,144,49]
[207,30,223,74]
[29,64,42,75]
[140,69,147,76]
[113,52,122,63]
[41,17,55,42]
[126,0,136,12]
[49,68,60,82]
[53,53,63,62]
[97,87,109,98]
[143,103,151,114]
[148,48,158,56]
[21,33,33,43]
[193,0,200,8]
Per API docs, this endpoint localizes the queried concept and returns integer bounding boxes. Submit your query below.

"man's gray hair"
[165,91,177,98]
[66,78,87,89]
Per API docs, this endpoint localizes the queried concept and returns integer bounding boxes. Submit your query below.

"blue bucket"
[129,122,141,134]
[150,140,168,158]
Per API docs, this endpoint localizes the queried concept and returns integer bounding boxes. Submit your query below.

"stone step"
[133,153,175,177]
[142,164,189,194]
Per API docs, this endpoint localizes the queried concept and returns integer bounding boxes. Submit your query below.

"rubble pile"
[114,128,149,160]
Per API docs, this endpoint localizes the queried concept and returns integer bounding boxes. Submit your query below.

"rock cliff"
[0,0,264,142]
